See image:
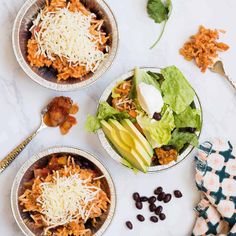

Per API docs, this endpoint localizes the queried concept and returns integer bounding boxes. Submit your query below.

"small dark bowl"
[11,147,116,236]
[12,0,118,91]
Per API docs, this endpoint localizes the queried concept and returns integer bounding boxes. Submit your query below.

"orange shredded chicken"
[179,25,229,72]
[155,148,178,165]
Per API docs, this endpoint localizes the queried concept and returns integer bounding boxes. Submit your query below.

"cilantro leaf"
[147,0,172,49]
[147,0,168,23]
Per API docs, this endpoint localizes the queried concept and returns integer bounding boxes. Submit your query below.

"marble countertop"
[0,0,236,235]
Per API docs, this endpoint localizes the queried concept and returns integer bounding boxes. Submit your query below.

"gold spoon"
[0,107,48,174]
[210,60,236,91]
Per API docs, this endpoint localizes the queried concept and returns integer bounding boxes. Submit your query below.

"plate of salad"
[86,66,202,173]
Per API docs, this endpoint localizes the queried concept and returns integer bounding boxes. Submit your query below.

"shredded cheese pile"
[32,7,106,72]
[37,171,101,230]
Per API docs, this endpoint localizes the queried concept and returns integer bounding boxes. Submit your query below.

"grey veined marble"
[0,0,235,235]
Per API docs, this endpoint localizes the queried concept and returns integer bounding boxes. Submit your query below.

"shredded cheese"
[32,7,107,72]
[36,172,101,230]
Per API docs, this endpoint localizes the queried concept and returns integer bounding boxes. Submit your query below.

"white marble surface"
[0,0,236,235]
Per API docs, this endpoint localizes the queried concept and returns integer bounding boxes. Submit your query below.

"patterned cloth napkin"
[192,139,236,236]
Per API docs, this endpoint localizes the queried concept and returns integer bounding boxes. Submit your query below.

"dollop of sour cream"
[137,82,164,118]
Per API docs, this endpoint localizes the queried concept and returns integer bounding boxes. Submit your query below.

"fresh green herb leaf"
[147,0,172,49]
[168,129,199,152]
[161,66,195,114]
[147,0,168,23]
[174,106,202,131]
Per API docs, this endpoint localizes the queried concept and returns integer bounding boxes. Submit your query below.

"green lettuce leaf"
[161,66,195,114]
[131,67,161,99]
[97,102,130,120]
[85,102,130,132]
[136,106,175,147]
[174,106,201,131]
[85,115,101,132]
[168,129,199,152]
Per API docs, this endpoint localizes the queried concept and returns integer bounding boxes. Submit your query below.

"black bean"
[126,221,133,230]
[155,206,163,215]
[174,190,183,198]
[149,204,157,212]
[135,201,143,210]
[148,196,156,204]
[159,213,166,221]
[150,216,158,223]
[81,161,90,168]
[157,192,166,201]
[153,112,162,121]
[137,214,145,222]
[162,145,172,151]
[163,194,172,203]
[188,127,196,133]
[133,192,140,201]
[154,187,163,195]
[140,196,148,202]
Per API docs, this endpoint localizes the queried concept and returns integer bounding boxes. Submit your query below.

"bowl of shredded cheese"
[11,147,116,236]
[12,0,118,91]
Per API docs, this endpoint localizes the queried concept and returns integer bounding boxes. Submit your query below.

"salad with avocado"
[86,66,202,173]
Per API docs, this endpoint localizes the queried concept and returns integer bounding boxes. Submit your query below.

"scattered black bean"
[155,206,163,215]
[163,194,172,203]
[150,216,158,223]
[154,187,163,195]
[149,204,157,212]
[148,196,156,204]
[140,196,148,202]
[137,214,145,222]
[126,221,133,230]
[133,192,140,202]
[174,190,183,198]
[157,192,166,201]
[159,213,166,221]
[135,201,143,210]
[153,112,162,121]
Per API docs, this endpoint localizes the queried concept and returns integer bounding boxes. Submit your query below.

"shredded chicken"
[180,25,229,72]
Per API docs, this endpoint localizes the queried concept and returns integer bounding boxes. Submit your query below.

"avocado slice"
[121,119,153,157]
[101,120,147,172]
[108,119,151,167]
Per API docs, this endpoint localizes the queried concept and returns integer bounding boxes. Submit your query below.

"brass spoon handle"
[225,75,236,91]
[0,132,37,174]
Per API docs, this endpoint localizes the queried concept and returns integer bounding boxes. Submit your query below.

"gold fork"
[210,60,236,91]
[0,107,48,174]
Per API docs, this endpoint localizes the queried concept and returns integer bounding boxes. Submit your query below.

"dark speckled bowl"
[11,147,116,236]
[12,0,118,91]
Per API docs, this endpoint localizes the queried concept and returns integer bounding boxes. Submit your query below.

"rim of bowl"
[12,0,119,91]
[97,67,203,172]
[11,146,116,236]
